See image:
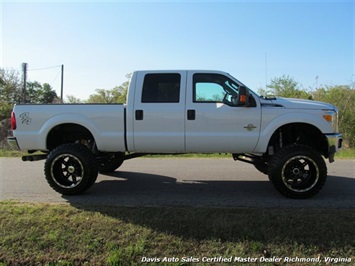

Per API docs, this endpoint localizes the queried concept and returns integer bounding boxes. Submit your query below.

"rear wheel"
[268,144,327,199]
[44,144,98,195]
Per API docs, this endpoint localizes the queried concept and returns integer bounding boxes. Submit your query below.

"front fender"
[254,110,333,153]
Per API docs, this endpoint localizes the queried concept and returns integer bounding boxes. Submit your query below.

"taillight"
[11,111,17,130]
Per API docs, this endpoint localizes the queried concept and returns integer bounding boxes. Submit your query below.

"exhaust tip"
[22,156,31,162]
[22,154,47,162]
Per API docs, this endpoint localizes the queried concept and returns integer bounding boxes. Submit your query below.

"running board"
[233,153,262,165]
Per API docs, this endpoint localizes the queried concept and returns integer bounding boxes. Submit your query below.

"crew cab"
[8,70,343,198]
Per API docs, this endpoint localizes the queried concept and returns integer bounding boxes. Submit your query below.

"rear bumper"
[7,137,20,150]
[325,133,343,163]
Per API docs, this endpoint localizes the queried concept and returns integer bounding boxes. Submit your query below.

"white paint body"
[12,70,338,154]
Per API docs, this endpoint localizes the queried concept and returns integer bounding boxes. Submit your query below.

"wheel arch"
[46,123,96,151]
[38,111,125,153]
[266,123,328,157]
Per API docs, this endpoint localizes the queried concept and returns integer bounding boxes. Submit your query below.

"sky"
[1,0,354,100]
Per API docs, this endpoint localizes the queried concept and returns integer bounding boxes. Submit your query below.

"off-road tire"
[268,144,327,199]
[44,144,99,195]
[99,152,124,173]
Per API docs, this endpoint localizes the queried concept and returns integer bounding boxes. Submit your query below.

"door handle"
[135,110,143,120]
[187,109,195,120]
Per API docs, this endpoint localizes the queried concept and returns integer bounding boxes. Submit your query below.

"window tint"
[195,83,225,102]
[142,74,181,103]
[193,74,240,105]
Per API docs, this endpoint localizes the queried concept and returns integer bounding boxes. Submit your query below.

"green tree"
[313,85,355,148]
[0,68,22,128]
[0,101,13,121]
[0,68,21,148]
[86,74,130,104]
[65,95,83,103]
[267,75,312,99]
[114,74,130,103]
[27,81,42,103]
[0,68,22,103]
[41,83,59,103]
[86,88,118,103]
[27,82,59,104]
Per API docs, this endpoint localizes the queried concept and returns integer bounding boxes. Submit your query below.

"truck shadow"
[63,170,355,208]
[62,171,355,254]
[64,170,277,207]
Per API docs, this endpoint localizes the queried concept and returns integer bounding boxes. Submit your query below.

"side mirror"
[237,86,249,106]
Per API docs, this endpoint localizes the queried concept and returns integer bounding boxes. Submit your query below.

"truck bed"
[12,104,126,152]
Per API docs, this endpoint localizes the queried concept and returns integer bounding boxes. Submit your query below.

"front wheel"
[268,145,327,199]
[44,144,99,195]
[98,152,125,173]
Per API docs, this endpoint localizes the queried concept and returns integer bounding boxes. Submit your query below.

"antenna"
[60,64,64,103]
[265,52,268,90]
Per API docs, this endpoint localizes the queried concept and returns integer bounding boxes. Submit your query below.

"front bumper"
[325,133,343,163]
[7,137,20,150]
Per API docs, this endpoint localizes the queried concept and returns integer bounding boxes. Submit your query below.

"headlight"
[322,109,338,132]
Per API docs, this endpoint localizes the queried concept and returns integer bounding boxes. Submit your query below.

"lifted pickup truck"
[8,70,343,198]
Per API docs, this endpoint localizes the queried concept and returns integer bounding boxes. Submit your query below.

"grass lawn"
[0,148,353,265]
[0,201,354,265]
[336,148,355,159]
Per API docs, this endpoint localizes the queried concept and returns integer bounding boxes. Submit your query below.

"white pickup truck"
[8,70,343,198]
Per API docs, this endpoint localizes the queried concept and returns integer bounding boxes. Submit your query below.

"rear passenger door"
[132,71,187,152]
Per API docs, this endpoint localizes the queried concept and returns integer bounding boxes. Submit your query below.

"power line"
[24,63,65,103]
[50,69,61,85]
[28,65,61,71]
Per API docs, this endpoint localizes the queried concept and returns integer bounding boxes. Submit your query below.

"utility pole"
[22,63,28,104]
[60,64,64,103]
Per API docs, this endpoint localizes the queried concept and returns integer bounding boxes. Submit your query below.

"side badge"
[19,112,32,125]
[243,124,257,131]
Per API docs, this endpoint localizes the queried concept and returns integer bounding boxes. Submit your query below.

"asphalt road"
[0,157,354,208]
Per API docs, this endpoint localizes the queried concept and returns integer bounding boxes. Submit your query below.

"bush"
[0,118,11,149]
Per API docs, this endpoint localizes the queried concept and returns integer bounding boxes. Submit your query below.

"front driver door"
[185,72,261,153]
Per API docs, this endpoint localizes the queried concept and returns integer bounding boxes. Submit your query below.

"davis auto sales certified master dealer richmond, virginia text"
[141,255,352,263]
